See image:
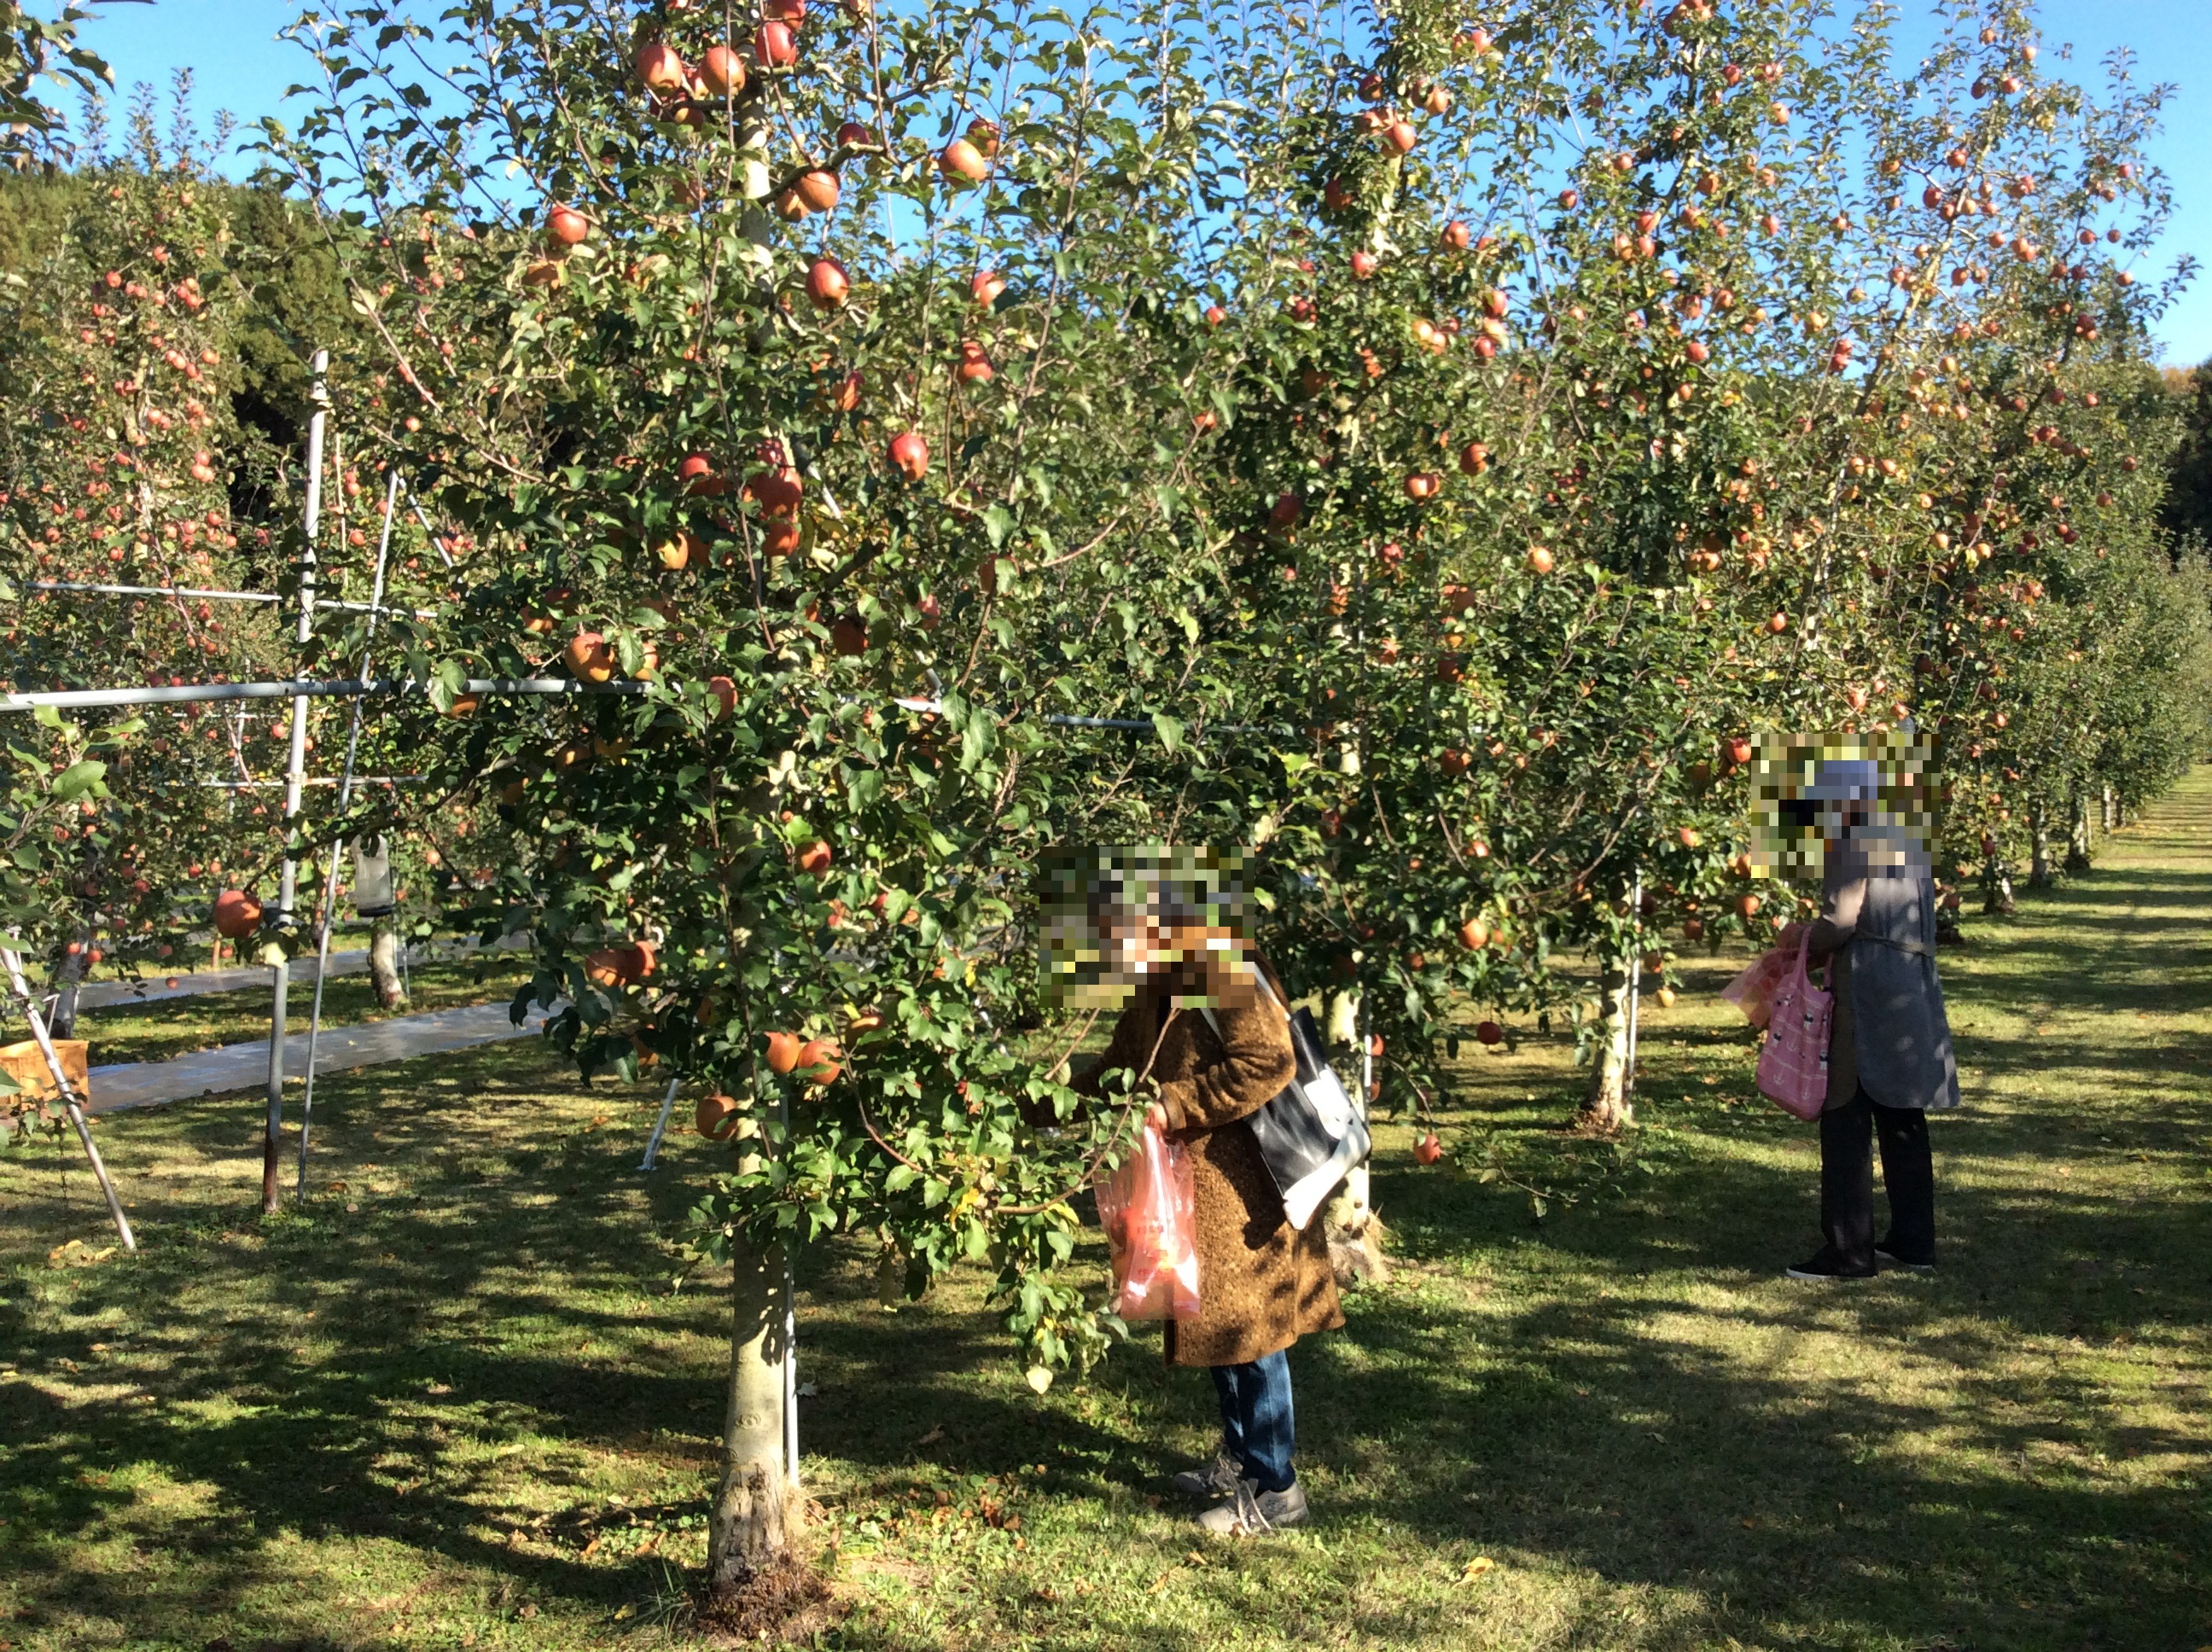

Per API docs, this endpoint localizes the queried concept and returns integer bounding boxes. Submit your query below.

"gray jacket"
[1813,843,1962,1113]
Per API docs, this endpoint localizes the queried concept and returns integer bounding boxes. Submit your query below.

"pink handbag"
[1755,936,1833,1121]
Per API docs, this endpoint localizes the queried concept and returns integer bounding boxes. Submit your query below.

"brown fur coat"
[1086,979,1344,1367]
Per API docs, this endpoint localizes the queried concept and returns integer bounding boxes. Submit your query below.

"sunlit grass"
[0,770,2206,1649]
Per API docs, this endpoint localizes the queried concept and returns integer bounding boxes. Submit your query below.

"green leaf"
[1152,713,1184,754]
[49,760,105,803]
[983,503,1015,550]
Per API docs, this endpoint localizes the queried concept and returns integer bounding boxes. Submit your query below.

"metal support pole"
[265,350,328,1213]
[2,945,134,1251]
[640,1075,681,1171]
[298,469,400,1200]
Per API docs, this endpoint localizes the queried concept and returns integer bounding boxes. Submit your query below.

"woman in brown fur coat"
[1079,905,1344,1536]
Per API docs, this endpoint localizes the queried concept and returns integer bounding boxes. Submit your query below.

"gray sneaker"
[1196,1478,1309,1536]
[1171,1448,1243,1502]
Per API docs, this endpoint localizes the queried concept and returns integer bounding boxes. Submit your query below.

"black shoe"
[1875,1246,1936,1274]
[1786,1248,1877,1280]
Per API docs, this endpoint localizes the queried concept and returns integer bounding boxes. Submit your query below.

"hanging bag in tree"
[1755,935,1833,1122]
[1201,971,1370,1230]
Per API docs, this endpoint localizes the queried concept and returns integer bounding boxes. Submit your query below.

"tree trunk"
[2027,807,2054,889]
[1982,852,2016,916]
[367,920,407,1010]
[707,1226,797,1591]
[47,936,86,1039]
[2101,783,2116,833]
[1580,952,1633,1131]
[2064,791,2093,875]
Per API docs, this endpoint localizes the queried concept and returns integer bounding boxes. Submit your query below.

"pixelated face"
[1037,845,1255,1010]
[1746,730,1936,881]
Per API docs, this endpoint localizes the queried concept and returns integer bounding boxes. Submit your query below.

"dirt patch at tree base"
[696,1552,844,1644]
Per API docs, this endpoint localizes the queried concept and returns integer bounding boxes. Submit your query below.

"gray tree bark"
[367,920,407,1010]
[2064,791,2093,875]
[1581,952,1634,1131]
[707,1226,796,1590]
[2028,806,2054,889]
[47,937,85,1040]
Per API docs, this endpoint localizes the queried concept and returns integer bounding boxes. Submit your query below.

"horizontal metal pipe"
[21,579,438,619]
[0,678,645,713]
[185,776,428,789]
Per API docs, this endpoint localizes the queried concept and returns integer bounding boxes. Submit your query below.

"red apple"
[956,340,994,383]
[754,20,797,67]
[745,466,803,516]
[212,888,262,939]
[1458,440,1490,475]
[566,631,614,683]
[940,137,989,181]
[1413,1132,1444,1165]
[696,1092,742,1139]
[1524,545,1555,574]
[765,1030,803,1073]
[634,40,686,94]
[970,268,1006,306]
[797,840,834,875]
[699,44,746,96]
[806,257,850,309]
[796,1038,843,1085]
[1476,1021,1504,1046]
[707,675,737,718]
[546,205,590,246]
[889,430,929,480]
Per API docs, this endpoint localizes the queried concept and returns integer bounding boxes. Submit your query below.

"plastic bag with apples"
[1095,1122,1200,1321]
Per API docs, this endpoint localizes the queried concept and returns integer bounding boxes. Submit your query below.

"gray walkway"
[73,934,529,1010]
[79,998,568,1116]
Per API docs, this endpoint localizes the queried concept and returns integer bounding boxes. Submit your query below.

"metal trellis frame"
[24,579,437,620]
[296,468,403,1200]
[262,350,331,1213]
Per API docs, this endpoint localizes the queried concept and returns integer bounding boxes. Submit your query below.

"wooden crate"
[0,1038,90,1105]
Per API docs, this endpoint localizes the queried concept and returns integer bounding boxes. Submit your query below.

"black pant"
[1820,1086,1935,1267]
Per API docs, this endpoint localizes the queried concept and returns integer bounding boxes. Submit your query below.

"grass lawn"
[60,955,538,1069]
[2,770,2207,1650]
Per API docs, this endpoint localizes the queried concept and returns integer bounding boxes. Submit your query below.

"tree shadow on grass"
[3,809,2207,1652]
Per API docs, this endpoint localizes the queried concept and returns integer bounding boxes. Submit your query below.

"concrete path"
[79,998,568,1116]
[73,934,530,1010]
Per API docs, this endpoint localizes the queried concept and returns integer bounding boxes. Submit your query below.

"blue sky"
[64,0,2212,366]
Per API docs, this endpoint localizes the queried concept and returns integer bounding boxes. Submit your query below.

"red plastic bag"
[1095,1123,1200,1321]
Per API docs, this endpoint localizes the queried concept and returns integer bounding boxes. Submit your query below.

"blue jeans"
[1211,1350,1295,1492]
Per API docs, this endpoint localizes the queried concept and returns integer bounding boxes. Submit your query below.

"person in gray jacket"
[1783,758,1961,1280]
